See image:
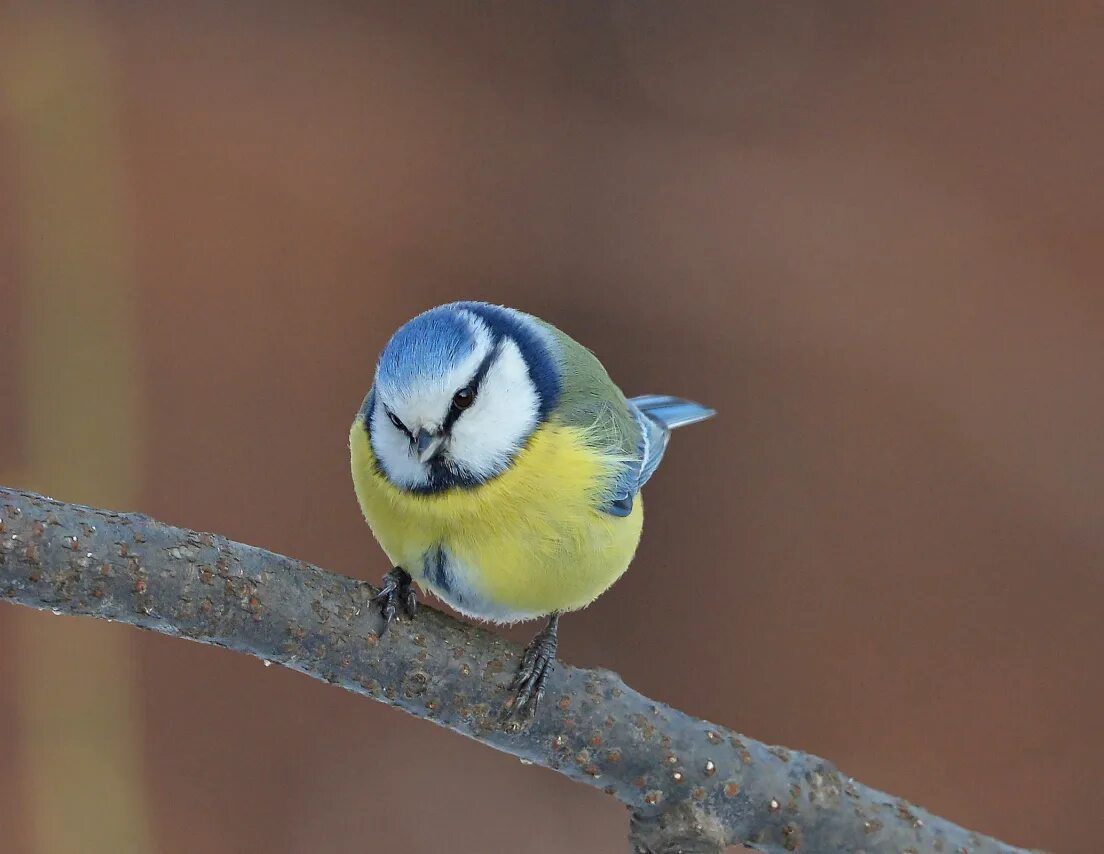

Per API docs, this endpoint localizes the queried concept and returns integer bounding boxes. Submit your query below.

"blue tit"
[349,301,714,715]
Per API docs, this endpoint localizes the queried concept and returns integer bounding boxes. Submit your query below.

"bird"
[349,301,715,717]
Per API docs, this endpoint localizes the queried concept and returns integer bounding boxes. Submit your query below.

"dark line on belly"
[424,546,462,605]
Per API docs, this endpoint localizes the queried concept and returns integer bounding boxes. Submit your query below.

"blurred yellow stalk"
[1,7,156,854]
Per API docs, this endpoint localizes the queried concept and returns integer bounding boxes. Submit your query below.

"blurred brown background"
[1,2,1102,852]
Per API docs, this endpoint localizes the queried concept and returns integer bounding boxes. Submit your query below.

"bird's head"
[361,302,561,492]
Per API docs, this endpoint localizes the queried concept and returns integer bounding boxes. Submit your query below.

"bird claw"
[503,614,559,720]
[373,567,415,636]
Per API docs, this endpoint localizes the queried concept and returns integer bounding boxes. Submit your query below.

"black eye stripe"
[387,410,412,438]
[442,398,468,433]
[442,339,502,433]
[470,338,503,390]
[443,386,475,431]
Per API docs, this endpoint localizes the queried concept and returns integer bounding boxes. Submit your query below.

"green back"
[535,319,642,460]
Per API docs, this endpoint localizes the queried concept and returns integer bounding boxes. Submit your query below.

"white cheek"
[448,339,539,479]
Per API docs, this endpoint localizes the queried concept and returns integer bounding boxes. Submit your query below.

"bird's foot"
[373,567,416,636]
[503,613,560,720]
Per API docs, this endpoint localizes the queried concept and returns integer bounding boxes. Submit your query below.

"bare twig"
[0,487,1034,854]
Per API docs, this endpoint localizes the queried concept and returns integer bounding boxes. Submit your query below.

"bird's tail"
[629,394,716,431]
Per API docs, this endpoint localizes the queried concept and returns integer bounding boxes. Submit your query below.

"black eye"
[452,386,476,411]
[388,411,408,434]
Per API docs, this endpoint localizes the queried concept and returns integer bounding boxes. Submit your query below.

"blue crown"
[376,306,476,398]
[375,302,562,415]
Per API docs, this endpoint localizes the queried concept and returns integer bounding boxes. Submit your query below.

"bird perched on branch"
[350,302,714,717]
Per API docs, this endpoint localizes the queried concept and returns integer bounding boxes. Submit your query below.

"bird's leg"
[506,613,560,718]
[373,567,416,635]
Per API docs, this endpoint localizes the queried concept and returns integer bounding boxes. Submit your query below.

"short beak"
[415,428,445,463]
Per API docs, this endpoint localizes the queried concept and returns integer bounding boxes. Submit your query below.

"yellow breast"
[349,419,643,622]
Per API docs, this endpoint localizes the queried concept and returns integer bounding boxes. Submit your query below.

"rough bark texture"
[0,488,1036,854]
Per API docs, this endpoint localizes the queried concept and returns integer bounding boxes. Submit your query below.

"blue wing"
[599,395,716,517]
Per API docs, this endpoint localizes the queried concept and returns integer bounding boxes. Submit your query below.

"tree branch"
[0,487,1034,854]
